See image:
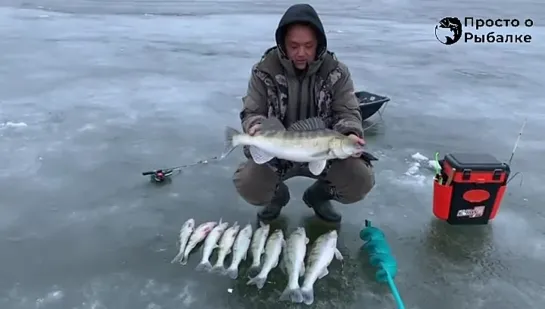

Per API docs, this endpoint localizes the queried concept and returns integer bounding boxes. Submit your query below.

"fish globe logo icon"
[435,17,463,45]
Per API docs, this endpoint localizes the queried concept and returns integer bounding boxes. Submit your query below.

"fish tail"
[279,287,303,303]
[246,275,267,289]
[179,253,189,265]
[300,286,314,305]
[210,264,226,274]
[170,252,183,264]
[195,260,212,272]
[222,126,241,158]
[224,267,239,280]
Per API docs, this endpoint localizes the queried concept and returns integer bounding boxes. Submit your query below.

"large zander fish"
[222,117,366,176]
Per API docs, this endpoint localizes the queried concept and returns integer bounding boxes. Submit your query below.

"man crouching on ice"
[232,3,375,223]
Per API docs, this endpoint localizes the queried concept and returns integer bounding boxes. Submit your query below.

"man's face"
[284,24,317,70]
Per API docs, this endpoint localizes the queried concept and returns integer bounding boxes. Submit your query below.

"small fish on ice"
[180,221,218,265]
[196,219,229,272]
[211,222,240,274]
[247,229,284,289]
[171,219,195,264]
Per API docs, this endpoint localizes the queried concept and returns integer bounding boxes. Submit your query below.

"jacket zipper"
[296,75,303,120]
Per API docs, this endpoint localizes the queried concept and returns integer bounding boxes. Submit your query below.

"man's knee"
[232,160,279,206]
[326,157,375,204]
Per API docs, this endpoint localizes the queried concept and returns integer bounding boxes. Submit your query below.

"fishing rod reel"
[142,168,180,183]
[141,156,222,184]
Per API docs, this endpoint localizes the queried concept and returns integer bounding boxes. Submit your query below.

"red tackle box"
[433,153,510,225]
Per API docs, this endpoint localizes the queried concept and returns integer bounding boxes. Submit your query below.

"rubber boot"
[302,180,341,223]
[257,182,290,221]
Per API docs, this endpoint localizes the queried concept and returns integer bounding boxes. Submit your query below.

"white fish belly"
[251,139,328,162]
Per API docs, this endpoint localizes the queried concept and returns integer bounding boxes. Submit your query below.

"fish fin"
[305,237,309,245]
[224,266,239,279]
[287,117,326,131]
[246,275,267,289]
[300,286,315,305]
[258,220,266,227]
[195,261,212,272]
[210,264,226,274]
[308,160,327,176]
[361,151,379,161]
[260,117,285,131]
[280,287,303,303]
[249,146,274,164]
[222,127,241,158]
[334,248,344,261]
[310,150,329,158]
[318,267,329,279]
[299,261,305,277]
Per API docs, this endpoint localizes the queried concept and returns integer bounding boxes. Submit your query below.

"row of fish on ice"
[170,218,343,305]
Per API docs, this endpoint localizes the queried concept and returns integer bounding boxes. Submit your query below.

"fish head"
[218,222,229,230]
[227,223,240,235]
[292,227,306,237]
[184,218,195,230]
[273,229,284,238]
[260,223,270,234]
[242,224,253,235]
[201,221,218,233]
[339,136,365,157]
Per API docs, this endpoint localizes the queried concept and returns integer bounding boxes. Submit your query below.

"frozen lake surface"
[0,0,544,308]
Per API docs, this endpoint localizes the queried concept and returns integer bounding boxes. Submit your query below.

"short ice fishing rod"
[141,155,222,183]
[506,118,527,185]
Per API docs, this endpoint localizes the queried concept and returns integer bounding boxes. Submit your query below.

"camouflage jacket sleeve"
[331,62,364,138]
[239,64,268,133]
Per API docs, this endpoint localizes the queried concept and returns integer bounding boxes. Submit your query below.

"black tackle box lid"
[444,153,508,171]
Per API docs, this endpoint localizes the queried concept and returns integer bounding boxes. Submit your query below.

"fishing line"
[506,118,527,186]
[141,155,223,183]
[508,118,527,166]
[431,119,527,187]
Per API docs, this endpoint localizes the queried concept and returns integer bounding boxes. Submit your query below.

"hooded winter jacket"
[240,3,364,139]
